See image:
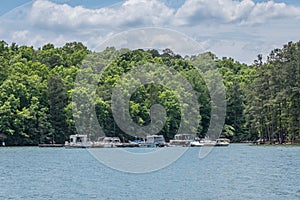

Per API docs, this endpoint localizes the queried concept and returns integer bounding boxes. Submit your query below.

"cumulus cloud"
[175,0,254,25]
[245,1,300,24]
[28,0,300,29]
[1,0,300,64]
[174,0,300,25]
[29,0,174,30]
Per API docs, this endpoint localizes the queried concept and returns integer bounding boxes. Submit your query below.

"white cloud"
[0,0,300,64]
[29,0,174,30]
[95,28,203,55]
[245,1,300,24]
[174,0,300,25]
[11,30,30,42]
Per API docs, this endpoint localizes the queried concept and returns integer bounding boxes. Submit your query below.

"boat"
[65,134,92,148]
[190,140,204,147]
[193,137,230,147]
[189,137,216,147]
[169,134,197,147]
[93,137,123,148]
[65,134,127,148]
[215,138,230,146]
[139,135,166,147]
[124,139,143,147]
[119,142,140,147]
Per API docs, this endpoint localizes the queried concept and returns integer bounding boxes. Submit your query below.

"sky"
[0,0,300,64]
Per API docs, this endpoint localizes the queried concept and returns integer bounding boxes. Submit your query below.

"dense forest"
[0,40,299,145]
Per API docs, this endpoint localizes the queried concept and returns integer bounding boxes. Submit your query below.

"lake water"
[0,144,299,200]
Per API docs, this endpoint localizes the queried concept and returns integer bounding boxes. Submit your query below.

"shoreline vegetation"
[0,40,299,146]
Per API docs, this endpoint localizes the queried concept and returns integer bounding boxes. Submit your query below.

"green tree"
[48,75,68,144]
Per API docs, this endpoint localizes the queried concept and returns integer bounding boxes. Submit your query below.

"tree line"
[0,40,299,145]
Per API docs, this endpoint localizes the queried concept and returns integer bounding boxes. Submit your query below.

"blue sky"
[1,0,300,64]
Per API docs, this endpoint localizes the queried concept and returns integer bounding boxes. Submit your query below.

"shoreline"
[1,142,300,148]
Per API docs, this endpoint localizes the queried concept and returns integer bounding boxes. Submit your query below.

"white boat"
[190,140,203,147]
[215,138,230,146]
[193,138,230,147]
[189,137,216,147]
[169,134,198,147]
[168,135,230,147]
[139,135,166,147]
[65,135,123,148]
[65,134,92,148]
[93,137,123,148]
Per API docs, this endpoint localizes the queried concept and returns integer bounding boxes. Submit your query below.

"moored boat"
[139,135,166,147]
[190,137,214,146]
[65,134,92,148]
[215,138,230,146]
[92,137,123,148]
[169,134,197,147]
[65,134,133,148]
[190,137,230,147]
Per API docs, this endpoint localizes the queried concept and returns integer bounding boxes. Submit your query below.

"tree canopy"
[0,40,299,145]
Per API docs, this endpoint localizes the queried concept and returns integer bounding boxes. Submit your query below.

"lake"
[0,144,299,200]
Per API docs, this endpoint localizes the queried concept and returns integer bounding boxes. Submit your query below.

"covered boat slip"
[64,134,167,148]
[169,134,198,147]
[65,134,122,148]
[63,134,230,148]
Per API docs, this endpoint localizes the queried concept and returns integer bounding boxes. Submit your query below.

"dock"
[38,144,64,147]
